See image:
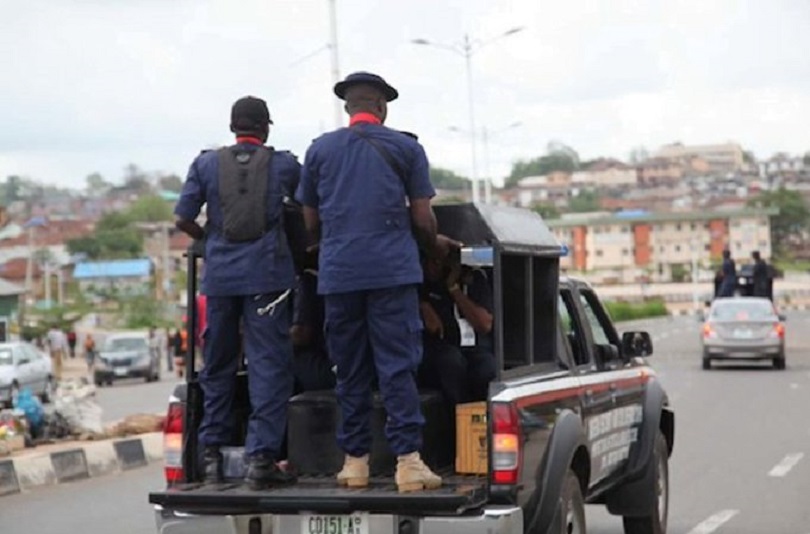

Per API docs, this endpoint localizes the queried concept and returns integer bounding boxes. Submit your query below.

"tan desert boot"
[336,454,369,488]
[395,452,442,493]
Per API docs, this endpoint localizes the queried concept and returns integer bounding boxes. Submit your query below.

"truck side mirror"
[621,331,653,358]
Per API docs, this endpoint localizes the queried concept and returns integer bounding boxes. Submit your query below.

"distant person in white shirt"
[47,325,65,380]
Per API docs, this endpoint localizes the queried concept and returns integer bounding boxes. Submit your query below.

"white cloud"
[1,0,808,188]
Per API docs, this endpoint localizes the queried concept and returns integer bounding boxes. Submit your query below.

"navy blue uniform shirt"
[422,268,494,350]
[296,122,435,294]
[175,142,301,296]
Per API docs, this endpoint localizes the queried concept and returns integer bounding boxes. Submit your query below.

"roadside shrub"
[605,299,668,322]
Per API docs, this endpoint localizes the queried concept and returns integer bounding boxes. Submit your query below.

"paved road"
[3,313,809,533]
[95,376,177,423]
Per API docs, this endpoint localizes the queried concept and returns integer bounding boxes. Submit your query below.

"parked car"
[94,333,160,386]
[0,342,55,407]
[701,297,786,370]
[150,204,674,534]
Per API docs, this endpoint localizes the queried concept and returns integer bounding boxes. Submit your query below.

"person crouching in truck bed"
[418,251,495,406]
[174,96,300,490]
[290,269,336,394]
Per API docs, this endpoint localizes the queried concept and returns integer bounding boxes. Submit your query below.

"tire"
[622,432,669,534]
[702,357,711,370]
[557,469,587,534]
[773,354,786,370]
[40,376,55,404]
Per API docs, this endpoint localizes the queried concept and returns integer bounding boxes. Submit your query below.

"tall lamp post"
[450,121,522,203]
[482,121,522,204]
[412,26,525,204]
[327,0,342,128]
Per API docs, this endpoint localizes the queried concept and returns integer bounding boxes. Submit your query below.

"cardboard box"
[455,402,488,475]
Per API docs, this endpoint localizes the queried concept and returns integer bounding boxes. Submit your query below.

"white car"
[0,342,55,407]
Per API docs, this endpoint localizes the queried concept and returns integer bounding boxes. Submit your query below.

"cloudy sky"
[1,0,808,189]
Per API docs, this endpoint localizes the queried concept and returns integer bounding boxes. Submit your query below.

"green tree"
[568,190,600,213]
[803,152,810,167]
[127,194,173,223]
[743,150,756,166]
[158,174,184,193]
[429,167,468,190]
[123,163,152,193]
[85,172,110,192]
[747,187,809,257]
[533,203,560,220]
[69,211,143,259]
[506,143,580,188]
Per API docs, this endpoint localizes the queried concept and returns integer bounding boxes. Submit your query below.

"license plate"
[734,329,753,339]
[301,513,369,534]
[114,367,128,377]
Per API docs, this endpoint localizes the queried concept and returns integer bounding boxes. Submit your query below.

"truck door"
[558,288,618,487]
[575,288,646,483]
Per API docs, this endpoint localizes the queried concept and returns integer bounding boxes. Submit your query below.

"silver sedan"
[701,297,786,370]
[0,342,55,406]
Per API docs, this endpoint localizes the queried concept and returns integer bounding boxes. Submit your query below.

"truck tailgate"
[149,475,488,516]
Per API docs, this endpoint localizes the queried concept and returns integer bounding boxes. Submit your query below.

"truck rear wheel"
[559,469,586,534]
[622,432,668,534]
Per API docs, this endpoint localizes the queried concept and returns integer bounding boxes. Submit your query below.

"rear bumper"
[95,366,151,380]
[703,341,783,359]
[153,505,524,534]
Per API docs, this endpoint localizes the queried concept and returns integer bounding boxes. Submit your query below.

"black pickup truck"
[149,204,674,534]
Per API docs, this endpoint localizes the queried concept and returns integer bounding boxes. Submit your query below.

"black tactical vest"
[217,145,274,242]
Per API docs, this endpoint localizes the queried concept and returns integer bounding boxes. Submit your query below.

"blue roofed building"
[73,258,153,297]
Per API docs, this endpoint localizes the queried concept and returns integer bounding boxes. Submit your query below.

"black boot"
[202,446,223,484]
[244,454,297,490]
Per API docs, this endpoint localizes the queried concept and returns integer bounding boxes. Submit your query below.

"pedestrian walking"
[47,325,65,381]
[84,333,97,372]
[718,249,737,298]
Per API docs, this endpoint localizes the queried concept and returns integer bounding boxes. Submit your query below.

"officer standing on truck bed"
[297,71,453,493]
[175,96,299,489]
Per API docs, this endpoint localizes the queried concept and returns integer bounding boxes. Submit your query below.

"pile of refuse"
[1,379,164,456]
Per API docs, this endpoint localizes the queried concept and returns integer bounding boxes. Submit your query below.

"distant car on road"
[0,342,54,407]
[701,297,786,370]
[94,332,160,386]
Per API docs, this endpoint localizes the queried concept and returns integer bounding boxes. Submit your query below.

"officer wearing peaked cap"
[296,71,458,492]
[175,96,300,490]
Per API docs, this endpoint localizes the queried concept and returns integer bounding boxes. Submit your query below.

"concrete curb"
[0,432,162,497]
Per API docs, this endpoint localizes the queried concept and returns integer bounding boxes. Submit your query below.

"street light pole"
[462,34,479,204]
[412,26,525,205]
[327,0,342,129]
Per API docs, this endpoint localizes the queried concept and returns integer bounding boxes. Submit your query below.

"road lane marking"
[768,453,804,477]
[686,510,739,534]
[790,383,799,390]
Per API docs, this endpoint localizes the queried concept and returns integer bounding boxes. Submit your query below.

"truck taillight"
[491,402,521,485]
[164,402,184,484]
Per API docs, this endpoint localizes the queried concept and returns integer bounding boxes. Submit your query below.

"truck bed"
[149,473,488,516]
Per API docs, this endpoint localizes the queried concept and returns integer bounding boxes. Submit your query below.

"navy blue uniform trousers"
[198,293,293,458]
[325,284,424,457]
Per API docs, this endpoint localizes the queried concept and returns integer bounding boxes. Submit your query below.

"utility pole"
[462,34,479,204]
[328,0,342,129]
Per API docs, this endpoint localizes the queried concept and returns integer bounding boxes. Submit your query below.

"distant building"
[515,173,575,207]
[73,259,153,297]
[758,153,805,177]
[637,158,684,186]
[573,159,637,187]
[656,142,745,174]
[548,208,776,282]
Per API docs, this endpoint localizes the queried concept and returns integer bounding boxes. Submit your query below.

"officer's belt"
[322,211,410,237]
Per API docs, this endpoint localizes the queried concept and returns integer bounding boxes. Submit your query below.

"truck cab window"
[578,290,620,362]
[559,291,591,368]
